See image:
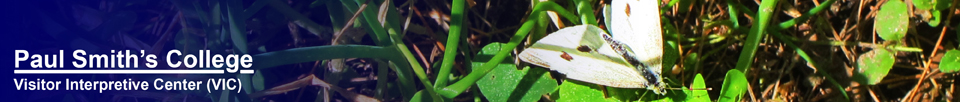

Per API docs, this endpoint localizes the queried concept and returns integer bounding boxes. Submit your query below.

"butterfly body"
[518,0,666,94]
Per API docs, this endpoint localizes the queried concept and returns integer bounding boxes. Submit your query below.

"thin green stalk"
[326,0,346,34]
[576,0,596,25]
[338,0,427,100]
[437,16,538,98]
[358,0,433,100]
[375,60,388,99]
[726,0,741,29]
[535,3,548,50]
[531,1,579,43]
[538,1,581,25]
[434,2,577,97]
[387,26,442,102]
[340,0,438,100]
[342,0,386,43]
[381,0,405,36]
[778,0,836,29]
[223,1,256,101]
[226,0,248,54]
[733,0,777,72]
[435,0,466,89]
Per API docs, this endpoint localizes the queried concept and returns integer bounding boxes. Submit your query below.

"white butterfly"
[518,0,665,94]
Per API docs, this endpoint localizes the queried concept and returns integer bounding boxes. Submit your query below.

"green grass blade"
[733,0,777,72]
[340,0,426,100]
[434,0,466,89]
[726,0,741,30]
[376,60,389,99]
[225,0,248,54]
[575,0,596,25]
[389,31,442,101]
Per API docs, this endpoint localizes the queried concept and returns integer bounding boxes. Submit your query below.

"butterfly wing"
[610,0,667,93]
[611,0,664,74]
[518,25,650,88]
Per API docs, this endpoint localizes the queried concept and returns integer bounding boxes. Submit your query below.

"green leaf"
[915,0,953,10]
[554,80,619,102]
[685,74,711,101]
[927,10,941,27]
[933,0,952,10]
[252,71,265,91]
[874,0,909,41]
[550,67,710,102]
[684,53,700,72]
[675,0,692,13]
[939,50,960,73]
[474,43,558,102]
[913,0,937,10]
[719,70,747,102]
[611,75,713,102]
[854,49,896,85]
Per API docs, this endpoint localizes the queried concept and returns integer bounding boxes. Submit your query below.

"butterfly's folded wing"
[519,25,650,88]
[610,0,664,82]
[520,48,649,88]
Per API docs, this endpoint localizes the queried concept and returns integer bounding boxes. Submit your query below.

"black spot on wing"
[560,51,573,61]
[625,3,631,16]
[577,45,592,52]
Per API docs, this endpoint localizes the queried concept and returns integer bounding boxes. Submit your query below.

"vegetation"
[24,0,959,101]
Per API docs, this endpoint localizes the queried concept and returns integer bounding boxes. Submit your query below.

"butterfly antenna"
[665,87,713,90]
